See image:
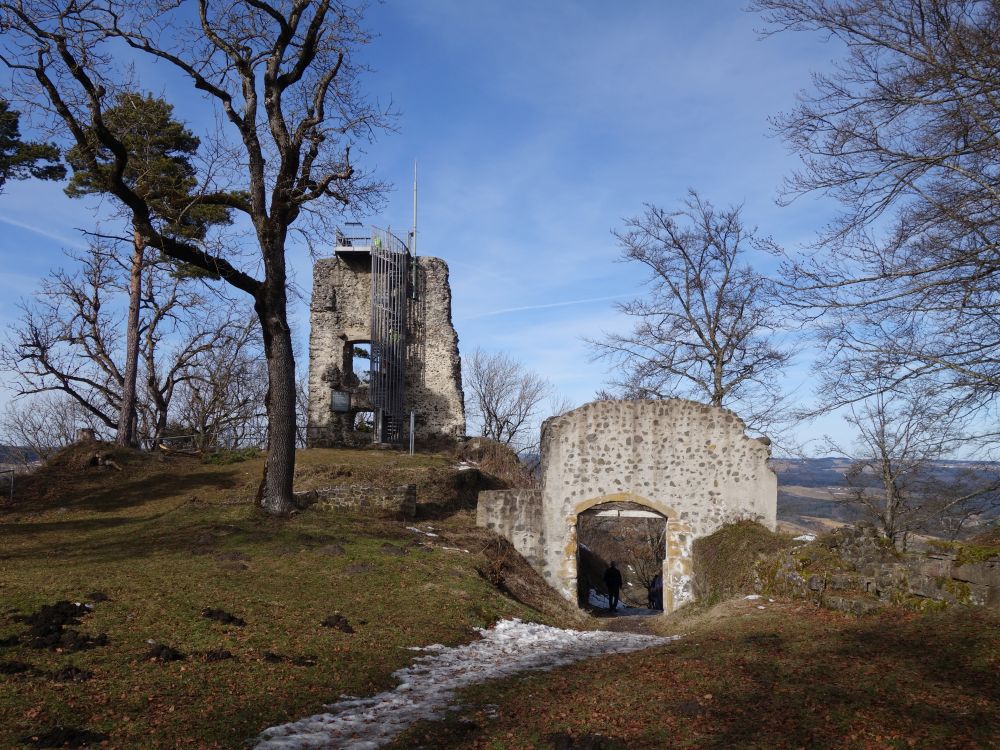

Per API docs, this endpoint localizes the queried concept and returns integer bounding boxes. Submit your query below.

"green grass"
[0,446,567,748]
[389,601,1000,750]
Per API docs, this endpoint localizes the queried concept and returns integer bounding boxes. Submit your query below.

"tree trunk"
[256,272,297,516]
[116,235,143,448]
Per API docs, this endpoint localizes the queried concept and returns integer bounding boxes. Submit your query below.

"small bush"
[457,437,537,489]
[927,539,1000,566]
[969,523,1000,547]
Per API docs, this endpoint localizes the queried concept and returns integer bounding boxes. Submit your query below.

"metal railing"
[335,221,372,249]
[369,227,409,444]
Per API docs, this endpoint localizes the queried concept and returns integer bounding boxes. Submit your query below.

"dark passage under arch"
[576,501,666,612]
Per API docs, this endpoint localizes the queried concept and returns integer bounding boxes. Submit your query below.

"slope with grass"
[0,445,580,748]
[388,599,1000,749]
[3,446,998,749]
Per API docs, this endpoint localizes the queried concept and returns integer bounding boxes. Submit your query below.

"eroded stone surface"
[307,255,465,447]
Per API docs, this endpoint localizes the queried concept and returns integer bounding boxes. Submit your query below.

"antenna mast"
[410,160,418,298]
[411,160,418,256]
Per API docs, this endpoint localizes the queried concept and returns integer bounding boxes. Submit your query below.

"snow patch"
[744,594,762,600]
[406,526,439,538]
[255,619,675,749]
[793,534,816,542]
[587,589,621,611]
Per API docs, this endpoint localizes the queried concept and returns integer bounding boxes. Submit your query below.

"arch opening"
[575,501,666,613]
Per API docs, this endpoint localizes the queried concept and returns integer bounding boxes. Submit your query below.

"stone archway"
[477,399,776,613]
[575,500,667,610]
[567,493,693,612]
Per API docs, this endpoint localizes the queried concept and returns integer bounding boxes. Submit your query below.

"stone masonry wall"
[308,255,372,446]
[304,483,416,520]
[405,258,466,444]
[477,489,545,570]
[767,526,1000,613]
[307,254,465,447]
[476,399,777,613]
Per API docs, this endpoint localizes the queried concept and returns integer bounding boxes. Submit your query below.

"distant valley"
[772,457,1000,536]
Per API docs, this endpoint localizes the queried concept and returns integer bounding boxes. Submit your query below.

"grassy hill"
[0,445,579,748]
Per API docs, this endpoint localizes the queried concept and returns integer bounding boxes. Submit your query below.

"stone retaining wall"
[766,526,1000,613]
[477,489,545,570]
[300,484,417,520]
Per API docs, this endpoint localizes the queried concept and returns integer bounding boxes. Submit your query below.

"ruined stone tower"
[307,226,466,448]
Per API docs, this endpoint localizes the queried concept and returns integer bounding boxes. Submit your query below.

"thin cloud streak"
[0,214,87,249]
[461,293,627,321]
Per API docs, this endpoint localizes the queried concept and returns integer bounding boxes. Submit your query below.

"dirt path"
[594,610,664,635]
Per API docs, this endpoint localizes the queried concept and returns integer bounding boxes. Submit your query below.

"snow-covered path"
[254,619,677,750]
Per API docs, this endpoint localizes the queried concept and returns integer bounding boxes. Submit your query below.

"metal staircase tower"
[368,227,409,444]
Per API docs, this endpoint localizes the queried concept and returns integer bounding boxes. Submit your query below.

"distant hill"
[0,444,39,465]
[772,456,1000,489]
[772,457,1000,536]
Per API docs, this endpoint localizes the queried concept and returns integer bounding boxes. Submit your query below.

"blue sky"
[0,1,852,450]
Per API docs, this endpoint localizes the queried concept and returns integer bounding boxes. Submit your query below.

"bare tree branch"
[590,191,794,437]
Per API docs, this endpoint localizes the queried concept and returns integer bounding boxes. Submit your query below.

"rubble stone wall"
[769,526,1000,613]
[478,399,777,613]
[307,254,465,447]
[306,483,417,520]
[476,489,545,570]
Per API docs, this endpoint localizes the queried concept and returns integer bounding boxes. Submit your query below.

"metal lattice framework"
[369,227,409,443]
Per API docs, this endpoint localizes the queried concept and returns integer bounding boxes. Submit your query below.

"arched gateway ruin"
[477,400,777,612]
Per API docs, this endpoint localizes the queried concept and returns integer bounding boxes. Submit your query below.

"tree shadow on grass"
[836,610,1000,703]
[12,467,247,515]
[0,467,267,564]
[700,612,999,749]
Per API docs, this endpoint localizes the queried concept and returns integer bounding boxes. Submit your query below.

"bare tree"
[1,243,253,448]
[295,374,310,448]
[1,393,100,462]
[0,1,390,515]
[64,91,235,447]
[464,348,551,453]
[590,191,792,435]
[620,518,666,605]
[824,378,1000,549]
[171,320,267,450]
[4,245,128,432]
[755,0,1000,422]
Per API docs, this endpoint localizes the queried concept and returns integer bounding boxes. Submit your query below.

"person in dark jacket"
[603,561,623,613]
[649,573,663,610]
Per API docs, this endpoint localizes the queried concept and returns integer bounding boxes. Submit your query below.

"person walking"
[603,561,623,613]
[650,573,663,610]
